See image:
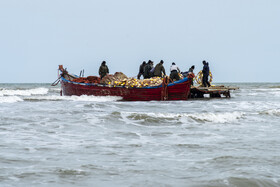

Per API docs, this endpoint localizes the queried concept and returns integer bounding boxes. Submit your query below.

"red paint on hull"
[61,77,191,101]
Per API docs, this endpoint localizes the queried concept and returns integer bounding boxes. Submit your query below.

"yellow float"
[195,70,213,86]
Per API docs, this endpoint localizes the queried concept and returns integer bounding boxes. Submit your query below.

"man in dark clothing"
[137,61,146,79]
[189,65,195,73]
[143,60,153,79]
[99,61,109,79]
[187,65,195,85]
[153,60,166,77]
[182,65,195,78]
[202,61,211,87]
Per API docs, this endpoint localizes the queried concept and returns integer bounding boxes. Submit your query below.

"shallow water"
[0,83,280,187]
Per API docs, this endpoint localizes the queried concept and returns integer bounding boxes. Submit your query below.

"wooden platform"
[190,85,238,98]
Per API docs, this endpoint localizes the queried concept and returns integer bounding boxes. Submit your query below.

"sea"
[0,82,280,187]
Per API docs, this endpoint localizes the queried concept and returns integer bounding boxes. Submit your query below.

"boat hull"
[60,77,192,101]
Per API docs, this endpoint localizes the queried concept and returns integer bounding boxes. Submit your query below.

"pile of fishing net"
[101,72,163,88]
[72,72,166,87]
[110,77,163,88]
[72,76,101,83]
[100,72,128,85]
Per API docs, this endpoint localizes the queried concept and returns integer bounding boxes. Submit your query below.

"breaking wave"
[0,96,23,103]
[260,109,280,116]
[122,111,245,124]
[200,177,280,187]
[0,88,48,96]
[186,111,245,123]
[24,95,122,102]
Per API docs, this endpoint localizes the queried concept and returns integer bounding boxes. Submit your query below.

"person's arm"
[106,66,109,74]
[177,66,180,73]
[202,66,206,73]
[162,66,166,75]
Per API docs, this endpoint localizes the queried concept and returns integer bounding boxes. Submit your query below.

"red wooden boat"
[58,66,192,101]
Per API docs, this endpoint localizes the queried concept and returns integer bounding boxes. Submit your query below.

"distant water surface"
[0,82,280,187]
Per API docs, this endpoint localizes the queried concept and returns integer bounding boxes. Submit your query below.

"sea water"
[0,83,279,187]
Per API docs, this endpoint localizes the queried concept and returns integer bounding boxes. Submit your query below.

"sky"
[0,0,279,83]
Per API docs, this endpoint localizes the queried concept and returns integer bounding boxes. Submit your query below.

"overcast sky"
[0,0,279,83]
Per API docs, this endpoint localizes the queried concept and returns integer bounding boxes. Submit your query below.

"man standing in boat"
[202,60,211,87]
[170,62,180,81]
[137,61,146,79]
[144,60,153,79]
[153,60,166,77]
[99,61,109,79]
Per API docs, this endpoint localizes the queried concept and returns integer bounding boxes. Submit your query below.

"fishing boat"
[56,65,193,101]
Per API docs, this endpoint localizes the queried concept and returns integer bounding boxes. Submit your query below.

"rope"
[161,76,169,100]
[51,76,61,86]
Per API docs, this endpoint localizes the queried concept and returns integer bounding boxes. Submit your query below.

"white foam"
[69,95,122,102]
[25,95,122,102]
[0,96,23,103]
[261,109,280,116]
[0,88,48,96]
[186,111,244,123]
[50,87,61,92]
[121,111,244,124]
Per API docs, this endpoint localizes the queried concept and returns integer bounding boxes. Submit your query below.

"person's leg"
[170,73,174,80]
[175,73,180,81]
[207,79,211,87]
[206,75,211,87]
[202,74,207,87]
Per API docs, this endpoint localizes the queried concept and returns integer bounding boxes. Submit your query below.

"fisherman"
[149,61,155,77]
[188,65,195,73]
[137,61,146,79]
[153,60,166,77]
[202,61,211,87]
[99,61,109,79]
[182,65,195,77]
[188,65,195,85]
[170,62,180,81]
[144,60,153,79]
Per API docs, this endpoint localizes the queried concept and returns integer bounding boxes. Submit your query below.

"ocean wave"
[260,109,280,116]
[49,87,61,93]
[0,87,48,96]
[55,168,88,176]
[186,111,244,123]
[204,177,280,187]
[269,86,280,89]
[121,111,244,124]
[24,95,122,102]
[0,96,23,103]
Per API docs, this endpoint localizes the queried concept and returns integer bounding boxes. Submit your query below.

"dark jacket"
[153,63,166,77]
[139,64,146,74]
[99,65,109,78]
[202,64,209,75]
[144,64,152,78]
[188,67,194,73]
